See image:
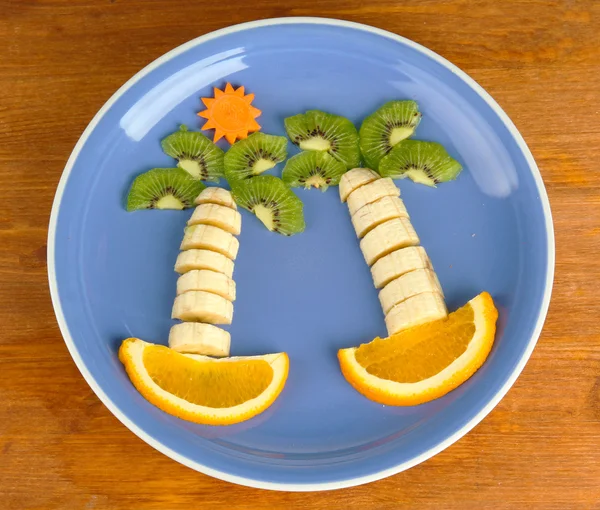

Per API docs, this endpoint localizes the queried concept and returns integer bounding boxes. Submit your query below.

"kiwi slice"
[284,110,360,169]
[282,151,347,192]
[378,140,462,186]
[231,175,305,236]
[359,101,421,169]
[224,133,287,182]
[127,168,206,211]
[161,125,224,182]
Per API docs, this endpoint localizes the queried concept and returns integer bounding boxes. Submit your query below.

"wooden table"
[1,1,599,508]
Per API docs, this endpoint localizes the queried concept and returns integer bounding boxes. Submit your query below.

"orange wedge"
[198,83,262,144]
[338,292,498,406]
[119,338,288,425]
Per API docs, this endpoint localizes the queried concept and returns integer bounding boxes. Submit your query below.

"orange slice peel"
[198,83,262,144]
[119,338,288,425]
[338,292,498,406]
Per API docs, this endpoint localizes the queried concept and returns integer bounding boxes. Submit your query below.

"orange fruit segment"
[338,292,498,406]
[119,338,288,425]
[198,83,262,144]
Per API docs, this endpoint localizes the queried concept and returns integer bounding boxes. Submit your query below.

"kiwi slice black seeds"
[161,125,224,182]
[284,110,361,169]
[378,140,462,186]
[282,151,347,191]
[231,175,305,235]
[224,133,288,182]
[359,101,421,169]
[126,168,206,211]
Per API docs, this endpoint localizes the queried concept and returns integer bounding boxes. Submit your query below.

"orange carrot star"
[198,83,262,144]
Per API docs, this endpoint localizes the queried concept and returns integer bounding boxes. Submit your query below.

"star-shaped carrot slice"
[198,83,262,144]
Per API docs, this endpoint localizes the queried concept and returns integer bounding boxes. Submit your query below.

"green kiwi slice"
[282,151,347,192]
[231,175,305,236]
[161,125,224,182]
[224,133,288,182]
[284,110,360,169]
[378,140,462,186]
[359,100,421,169]
[126,168,206,211]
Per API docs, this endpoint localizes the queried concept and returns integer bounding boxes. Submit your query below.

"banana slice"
[176,269,236,301]
[339,168,380,202]
[385,291,448,335]
[180,225,239,260]
[379,268,443,315]
[346,177,399,216]
[370,246,433,289]
[168,322,231,357]
[172,290,233,324]
[188,203,242,235]
[194,187,237,209]
[174,249,234,277]
[351,196,409,238]
[360,217,420,266]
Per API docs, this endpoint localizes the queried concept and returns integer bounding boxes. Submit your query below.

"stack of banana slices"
[340,169,448,335]
[169,187,241,357]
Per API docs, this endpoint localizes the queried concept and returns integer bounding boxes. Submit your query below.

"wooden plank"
[0,1,598,508]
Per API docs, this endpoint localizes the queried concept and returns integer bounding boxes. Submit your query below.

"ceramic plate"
[48,18,554,490]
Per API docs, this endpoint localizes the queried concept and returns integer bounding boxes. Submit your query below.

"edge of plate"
[47,16,555,492]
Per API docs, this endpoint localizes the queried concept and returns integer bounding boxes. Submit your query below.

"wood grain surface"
[1,1,599,508]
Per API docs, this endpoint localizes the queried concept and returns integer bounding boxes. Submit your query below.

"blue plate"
[48,18,554,490]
